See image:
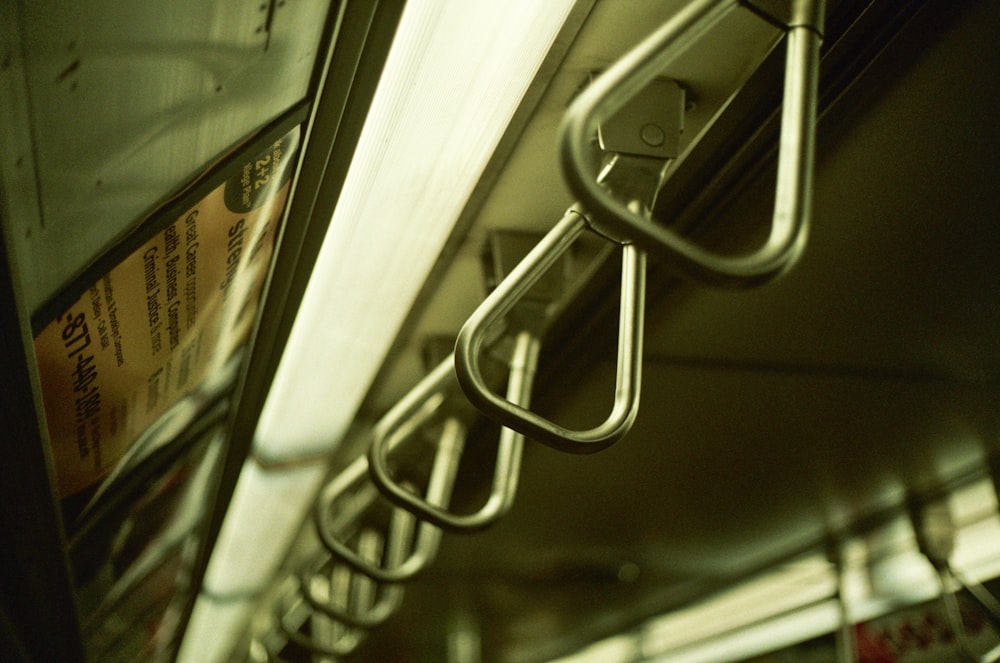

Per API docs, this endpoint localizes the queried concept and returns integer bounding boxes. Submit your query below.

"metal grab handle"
[277,568,366,659]
[250,637,294,663]
[559,0,824,288]
[315,448,446,582]
[302,504,415,628]
[368,331,539,532]
[455,208,646,454]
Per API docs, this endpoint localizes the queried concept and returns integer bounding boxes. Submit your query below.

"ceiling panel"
[329,0,1000,660]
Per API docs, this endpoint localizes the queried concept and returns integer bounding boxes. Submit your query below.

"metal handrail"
[302,503,414,628]
[275,577,365,659]
[369,331,539,531]
[314,445,446,582]
[560,0,824,288]
[455,208,646,454]
[279,611,364,659]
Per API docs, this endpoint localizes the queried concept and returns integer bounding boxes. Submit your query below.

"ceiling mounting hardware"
[740,0,826,34]
[560,0,824,288]
[597,76,686,160]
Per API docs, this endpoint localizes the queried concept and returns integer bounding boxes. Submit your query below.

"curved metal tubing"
[369,331,539,531]
[303,505,415,628]
[251,637,297,663]
[455,208,646,454]
[278,613,364,659]
[275,586,365,659]
[559,0,824,288]
[315,447,444,582]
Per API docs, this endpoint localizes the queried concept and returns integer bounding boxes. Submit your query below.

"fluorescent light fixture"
[254,0,578,460]
[640,556,836,656]
[175,596,257,663]
[558,477,1000,663]
[203,459,329,596]
[184,4,577,661]
[552,635,640,663]
[652,599,843,663]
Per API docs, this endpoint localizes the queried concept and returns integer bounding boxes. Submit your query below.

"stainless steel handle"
[301,504,414,628]
[314,451,444,582]
[455,209,646,453]
[369,332,539,531]
[560,0,824,288]
[278,568,366,658]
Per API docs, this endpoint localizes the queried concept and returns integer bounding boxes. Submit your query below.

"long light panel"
[555,476,1000,663]
[255,0,578,460]
[181,2,578,661]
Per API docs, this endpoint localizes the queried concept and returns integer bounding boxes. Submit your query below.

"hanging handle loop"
[560,0,824,288]
[277,561,367,658]
[314,442,447,582]
[368,331,539,531]
[455,208,646,454]
[301,504,415,628]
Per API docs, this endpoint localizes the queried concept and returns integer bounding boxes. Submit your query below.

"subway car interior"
[1,0,999,661]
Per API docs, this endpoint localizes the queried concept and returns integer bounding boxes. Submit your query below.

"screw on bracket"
[596,76,685,160]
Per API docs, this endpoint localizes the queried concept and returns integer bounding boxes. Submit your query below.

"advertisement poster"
[33,118,301,498]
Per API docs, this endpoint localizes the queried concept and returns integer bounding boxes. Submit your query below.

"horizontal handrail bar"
[369,332,539,531]
[455,208,646,453]
[560,0,824,288]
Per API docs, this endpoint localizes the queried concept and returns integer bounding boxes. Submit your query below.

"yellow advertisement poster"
[34,123,300,498]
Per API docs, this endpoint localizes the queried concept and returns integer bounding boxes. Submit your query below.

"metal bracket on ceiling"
[587,75,685,242]
[560,0,824,287]
[584,74,685,236]
[480,229,574,338]
[740,0,826,35]
[597,76,686,161]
